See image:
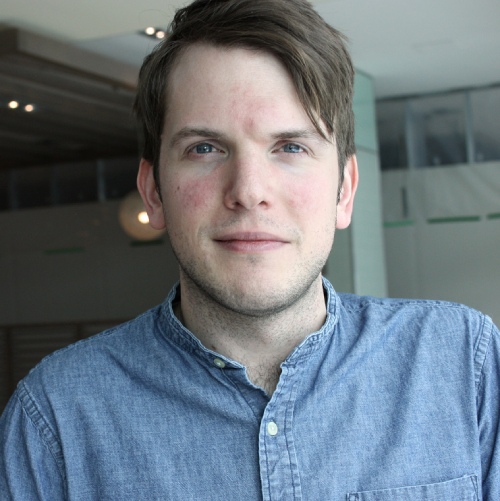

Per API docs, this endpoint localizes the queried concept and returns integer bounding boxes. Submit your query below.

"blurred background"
[1,0,499,411]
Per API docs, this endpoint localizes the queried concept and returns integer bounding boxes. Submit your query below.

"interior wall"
[382,162,500,325]
[325,70,388,298]
[0,201,179,325]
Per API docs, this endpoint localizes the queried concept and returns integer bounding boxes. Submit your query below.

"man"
[1,0,499,499]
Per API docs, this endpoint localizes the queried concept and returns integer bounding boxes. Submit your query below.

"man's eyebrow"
[168,126,330,148]
[271,128,330,144]
[168,127,224,148]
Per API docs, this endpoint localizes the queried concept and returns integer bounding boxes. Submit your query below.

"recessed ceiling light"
[24,104,35,112]
[137,211,149,224]
[8,100,19,109]
[140,27,167,39]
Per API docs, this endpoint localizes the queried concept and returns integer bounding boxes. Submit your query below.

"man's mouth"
[214,232,288,252]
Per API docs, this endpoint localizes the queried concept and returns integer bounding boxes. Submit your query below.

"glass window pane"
[471,86,500,162]
[376,100,408,170]
[408,93,467,167]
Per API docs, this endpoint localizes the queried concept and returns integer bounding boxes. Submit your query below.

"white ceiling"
[2,0,500,99]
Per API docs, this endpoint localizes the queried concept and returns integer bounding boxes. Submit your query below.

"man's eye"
[194,143,216,154]
[282,143,303,153]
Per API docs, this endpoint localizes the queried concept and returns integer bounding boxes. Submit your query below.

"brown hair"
[134,0,355,190]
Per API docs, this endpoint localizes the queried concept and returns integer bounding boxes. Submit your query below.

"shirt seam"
[341,297,475,315]
[16,382,67,486]
[474,314,494,394]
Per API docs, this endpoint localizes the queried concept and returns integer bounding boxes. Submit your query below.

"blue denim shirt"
[1,278,499,500]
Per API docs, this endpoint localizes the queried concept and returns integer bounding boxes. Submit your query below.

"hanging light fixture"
[118,190,166,241]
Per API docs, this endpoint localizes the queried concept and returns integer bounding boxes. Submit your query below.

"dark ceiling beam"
[0,26,141,172]
[0,71,134,113]
[0,27,137,89]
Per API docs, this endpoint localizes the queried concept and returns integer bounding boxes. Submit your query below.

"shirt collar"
[159,276,340,367]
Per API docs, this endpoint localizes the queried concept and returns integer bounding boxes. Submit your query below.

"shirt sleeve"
[476,316,500,500]
[0,387,66,500]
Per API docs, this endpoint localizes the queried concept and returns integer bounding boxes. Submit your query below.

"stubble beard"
[168,232,333,320]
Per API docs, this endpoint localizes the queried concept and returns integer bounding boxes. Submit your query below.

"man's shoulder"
[337,292,493,345]
[18,304,165,398]
[338,292,485,318]
[335,293,499,388]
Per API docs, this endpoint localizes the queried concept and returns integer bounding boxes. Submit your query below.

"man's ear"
[336,155,358,230]
[137,159,167,230]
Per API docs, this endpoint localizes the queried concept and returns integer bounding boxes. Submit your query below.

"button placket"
[258,365,303,501]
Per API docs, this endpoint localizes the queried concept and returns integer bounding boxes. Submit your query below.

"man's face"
[139,44,357,316]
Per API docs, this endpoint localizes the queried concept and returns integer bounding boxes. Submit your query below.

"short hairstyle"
[134,0,355,190]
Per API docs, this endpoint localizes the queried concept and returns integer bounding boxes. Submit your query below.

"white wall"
[325,71,388,298]
[382,162,500,325]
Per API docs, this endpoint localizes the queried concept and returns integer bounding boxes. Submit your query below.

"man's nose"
[223,153,271,210]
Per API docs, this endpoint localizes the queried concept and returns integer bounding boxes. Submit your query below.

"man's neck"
[175,276,327,395]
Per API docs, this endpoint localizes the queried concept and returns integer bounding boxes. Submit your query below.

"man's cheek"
[287,182,331,213]
[170,176,217,213]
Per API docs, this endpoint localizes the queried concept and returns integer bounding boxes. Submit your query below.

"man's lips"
[214,232,288,252]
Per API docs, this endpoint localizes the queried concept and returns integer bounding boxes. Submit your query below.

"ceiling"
[1,0,500,172]
[0,27,139,172]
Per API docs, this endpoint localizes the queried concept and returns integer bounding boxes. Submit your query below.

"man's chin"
[216,295,294,318]
[186,272,322,319]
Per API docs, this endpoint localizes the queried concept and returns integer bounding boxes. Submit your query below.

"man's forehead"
[164,43,331,140]
[166,45,292,105]
[168,43,283,81]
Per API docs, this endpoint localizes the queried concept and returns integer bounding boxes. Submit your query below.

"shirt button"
[213,358,226,369]
[267,421,278,436]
